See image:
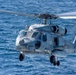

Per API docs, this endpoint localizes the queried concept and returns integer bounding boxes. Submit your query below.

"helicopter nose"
[19,39,27,46]
[19,39,29,48]
[16,39,27,50]
[16,38,35,50]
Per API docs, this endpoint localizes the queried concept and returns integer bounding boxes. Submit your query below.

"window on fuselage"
[42,33,47,42]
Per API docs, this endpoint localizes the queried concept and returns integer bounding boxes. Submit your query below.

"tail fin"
[73,36,76,47]
[72,25,76,48]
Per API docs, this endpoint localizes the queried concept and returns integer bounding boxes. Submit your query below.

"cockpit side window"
[36,33,42,40]
[42,33,47,42]
[32,32,39,38]
[32,32,42,40]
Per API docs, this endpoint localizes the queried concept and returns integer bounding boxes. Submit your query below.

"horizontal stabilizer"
[52,49,68,57]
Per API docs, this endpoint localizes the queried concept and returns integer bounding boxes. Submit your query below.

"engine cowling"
[51,25,67,35]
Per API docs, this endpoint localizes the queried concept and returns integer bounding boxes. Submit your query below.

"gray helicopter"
[0,10,76,66]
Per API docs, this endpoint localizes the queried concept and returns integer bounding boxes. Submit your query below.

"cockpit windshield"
[19,30,27,37]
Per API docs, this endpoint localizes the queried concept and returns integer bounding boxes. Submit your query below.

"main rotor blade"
[59,16,76,19]
[58,12,76,16]
[0,10,37,17]
[0,10,58,19]
[0,9,76,20]
[58,12,76,19]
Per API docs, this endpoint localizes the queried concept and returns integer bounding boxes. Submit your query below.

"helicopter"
[0,10,76,66]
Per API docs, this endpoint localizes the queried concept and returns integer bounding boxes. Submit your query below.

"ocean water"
[0,0,76,75]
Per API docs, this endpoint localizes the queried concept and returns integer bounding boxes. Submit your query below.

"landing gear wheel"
[53,61,57,66]
[57,61,60,66]
[19,54,24,61]
[50,55,55,63]
[50,55,60,66]
[53,61,60,66]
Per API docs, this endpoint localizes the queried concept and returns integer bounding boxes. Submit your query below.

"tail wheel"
[19,54,24,61]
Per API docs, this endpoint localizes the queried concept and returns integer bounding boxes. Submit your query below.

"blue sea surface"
[0,0,76,75]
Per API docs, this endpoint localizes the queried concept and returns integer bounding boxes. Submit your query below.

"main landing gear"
[19,53,24,61]
[50,55,60,66]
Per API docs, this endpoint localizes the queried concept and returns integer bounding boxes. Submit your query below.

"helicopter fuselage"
[16,24,76,66]
[16,24,76,55]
